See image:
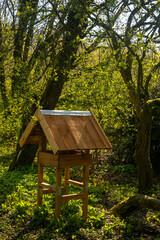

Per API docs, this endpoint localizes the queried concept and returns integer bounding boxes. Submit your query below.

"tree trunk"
[134,103,153,193]
[111,194,160,216]
[9,0,92,171]
[134,99,160,193]
[0,18,8,110]
[119,68,153,193]
[9,103,38,171]
[9,144,38,171]
[8,77,65,171]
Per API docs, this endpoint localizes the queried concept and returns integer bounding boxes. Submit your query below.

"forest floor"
[0,144,160,240]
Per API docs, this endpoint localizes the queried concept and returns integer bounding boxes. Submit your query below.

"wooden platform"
[38,151,92,168]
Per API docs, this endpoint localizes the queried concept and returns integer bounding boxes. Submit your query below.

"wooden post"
[63,167,70,205]
[55,167,62,218]
[82,165,89,220]
[37,136,46,206]
[37,163,43,206]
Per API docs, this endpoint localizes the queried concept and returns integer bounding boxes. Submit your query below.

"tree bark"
[134,99,160,193]
[9,77,65,171]
[91,0,160,194]
[0,17,8,110]
[111,194,160,217]
[134,103,153,193]
[9,144,39,171]
[9,0,92,171]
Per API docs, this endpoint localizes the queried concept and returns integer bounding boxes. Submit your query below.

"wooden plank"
[38,151,58,167]
[61,116,81,150]
[49,115,78,150]
[83,116,106,149]
[64,167,70,189]
[89,111,112,149]
[61,193,84,202]
[55,168,62,218]
[25,136,40,144]
[39,182,56,192]
[77,116,97,149]
[82,165,89,220]
[70,116,94,149]
[37,163,43,206]
[39,135,47,151]
[64,167,70,205]
[37,136,46,207]
[19,108,39,147]
[59,154,92,168]
[42,189,56,194]
[58,115,78,150]
[30,122,43,136]
[68,179,83,187]
[20,108,111,152]
[44,115,68,150]
[37,108,59,154]
[64,115,88,149]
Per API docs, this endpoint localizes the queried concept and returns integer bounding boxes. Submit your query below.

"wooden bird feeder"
[19,108,112,219]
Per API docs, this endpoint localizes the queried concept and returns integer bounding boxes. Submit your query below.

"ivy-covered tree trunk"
[9,104,38,171]
[0,17,8,110]
[134,99,160,193]
[90,0,160,193]
[134,104,153,193]
[9,0,92,171]
[9,79,64,171]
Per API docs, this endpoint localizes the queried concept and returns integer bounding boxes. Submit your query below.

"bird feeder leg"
[37,136,46,206]
[37,163,43,206]
[82,165,89,220]
[55,167,62,218]
[64,167,70,205]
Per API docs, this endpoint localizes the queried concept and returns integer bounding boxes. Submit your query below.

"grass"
[0,144,160,240]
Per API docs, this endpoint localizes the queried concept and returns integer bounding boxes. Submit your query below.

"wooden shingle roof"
[19,108,112,154]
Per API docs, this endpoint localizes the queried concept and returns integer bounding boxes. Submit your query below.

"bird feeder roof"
[19,108,112,154]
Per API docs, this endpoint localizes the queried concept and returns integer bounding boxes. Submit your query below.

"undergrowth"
[0,144,160,240]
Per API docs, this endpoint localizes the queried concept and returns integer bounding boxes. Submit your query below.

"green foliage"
[0,2,160,237]
[30,206,50,229]
[87,206,105,229]
[0,145,160,239]
[0,44,137,168]
[107,164,136,175]
[57,48,136,165]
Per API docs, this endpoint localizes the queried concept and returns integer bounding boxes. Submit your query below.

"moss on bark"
[111,194,160,217]
[134,98,160,193]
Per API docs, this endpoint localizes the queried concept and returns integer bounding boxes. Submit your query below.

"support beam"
[61,193,84,202]
[82,165,89,220]
[55,168,62,218]
[39,182,56,192]
[37,136,46,206]
[68,179,84,187]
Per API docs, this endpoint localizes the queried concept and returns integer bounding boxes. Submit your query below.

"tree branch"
[145,61,160,93]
